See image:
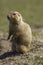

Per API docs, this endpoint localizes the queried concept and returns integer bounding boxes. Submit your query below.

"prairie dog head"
[7,11,23,24]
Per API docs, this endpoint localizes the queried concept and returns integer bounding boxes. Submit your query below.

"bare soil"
[0,28,43,65]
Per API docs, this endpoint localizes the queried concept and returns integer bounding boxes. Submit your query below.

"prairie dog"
[7,11,32,53]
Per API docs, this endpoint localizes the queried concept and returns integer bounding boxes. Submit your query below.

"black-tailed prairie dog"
[7,11,32,53]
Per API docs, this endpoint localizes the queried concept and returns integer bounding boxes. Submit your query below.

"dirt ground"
[0,28,43,65]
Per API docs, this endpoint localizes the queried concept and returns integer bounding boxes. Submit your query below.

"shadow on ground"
[0,51,22,60]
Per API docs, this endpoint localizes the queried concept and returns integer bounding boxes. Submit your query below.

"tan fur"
[7,11,32,53]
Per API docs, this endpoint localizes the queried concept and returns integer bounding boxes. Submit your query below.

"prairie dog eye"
[13,13,16,15]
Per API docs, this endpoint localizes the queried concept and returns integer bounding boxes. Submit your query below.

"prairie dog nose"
[7,15,10,20]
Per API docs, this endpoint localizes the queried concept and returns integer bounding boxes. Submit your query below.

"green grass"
[0,0,43,32]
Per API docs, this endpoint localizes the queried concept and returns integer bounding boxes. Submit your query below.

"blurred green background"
[0,0,43,32]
